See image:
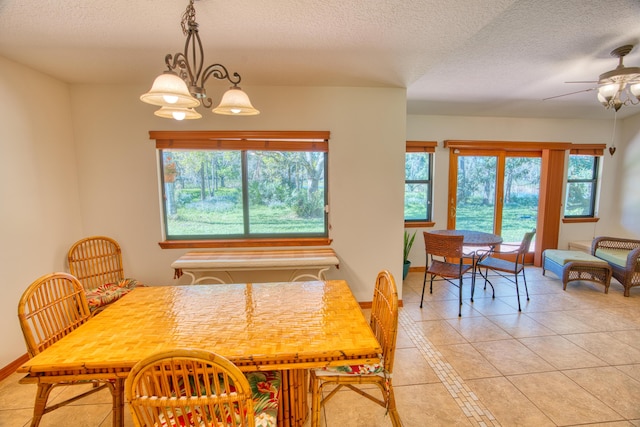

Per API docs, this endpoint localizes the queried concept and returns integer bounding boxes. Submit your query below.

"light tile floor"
[2,267,640,426]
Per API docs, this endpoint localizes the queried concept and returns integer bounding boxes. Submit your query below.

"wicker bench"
[543,249,612,293]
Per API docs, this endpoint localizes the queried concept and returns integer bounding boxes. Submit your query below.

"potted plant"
[403,230,416,279]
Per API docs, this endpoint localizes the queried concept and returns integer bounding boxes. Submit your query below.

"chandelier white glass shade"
[154,106,202,121]
[596,45,640,111]
[140,0,259,120]
[212,87,260,115]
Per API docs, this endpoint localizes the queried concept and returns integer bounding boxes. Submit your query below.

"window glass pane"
[247,151,325,234]
[568,155,596,180]
[404,183,429,220]
[405,153,428,180]
[161,149,326,239]
[404,152,431,221]
[455,156,496,233]
[565,182,595,216]
[163,150,244,237]
[502,157,540,244]
[565,155,598,217]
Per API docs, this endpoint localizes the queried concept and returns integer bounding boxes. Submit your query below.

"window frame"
[404,141,436,227]
[150,131,332,249]
[563,146,603,219]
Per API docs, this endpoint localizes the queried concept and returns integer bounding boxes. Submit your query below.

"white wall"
[404,114,639,266]
[620,113,640,236]
[0,57,84,367]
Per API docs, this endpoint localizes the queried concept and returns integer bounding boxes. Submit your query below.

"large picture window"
[152,131,330,246]
[565,154,600,217]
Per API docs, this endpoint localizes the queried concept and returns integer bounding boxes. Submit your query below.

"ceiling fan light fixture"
[630,82,640,100]
[597,82,620,102]
[597,92,609,107]
[594,45,640,111]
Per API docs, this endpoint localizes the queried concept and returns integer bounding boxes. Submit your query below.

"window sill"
[405,221,435,228]
[159,237,332,249]
[562,217,600,224]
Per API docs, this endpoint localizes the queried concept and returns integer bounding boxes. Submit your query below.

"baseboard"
[0,353,29,381]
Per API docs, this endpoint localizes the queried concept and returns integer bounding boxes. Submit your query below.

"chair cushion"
[595,248,633,268]
[246,371,280,427]
[544,249,607,266]
[427,260,472,278]
[316,361,385,376]
[85,278,142,312]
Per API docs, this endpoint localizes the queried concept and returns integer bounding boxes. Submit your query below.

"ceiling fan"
[544,44,640,111]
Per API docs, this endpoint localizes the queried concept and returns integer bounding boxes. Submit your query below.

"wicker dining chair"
[310,270,402,427]
[68,235,141,313]
[421,231,474,317]
[18,272,116,427]
[126,348,281,427]
[475,229,536,311]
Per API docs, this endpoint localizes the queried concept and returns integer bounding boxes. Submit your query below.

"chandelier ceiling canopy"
[140,0,259,120]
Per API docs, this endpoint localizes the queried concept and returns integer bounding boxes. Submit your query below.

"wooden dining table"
[17,280,381,427]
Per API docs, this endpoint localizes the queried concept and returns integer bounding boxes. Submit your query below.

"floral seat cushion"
[85,278,142,312]
[317,361,385,376]
[246,371,280,427]
[156,370,281,427]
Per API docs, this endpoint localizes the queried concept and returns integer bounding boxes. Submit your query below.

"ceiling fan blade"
[565,80,598,84]
[542,87,597,101]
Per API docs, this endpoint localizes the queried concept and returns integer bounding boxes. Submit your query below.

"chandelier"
[596,45,640,112]
[140,0,259,120]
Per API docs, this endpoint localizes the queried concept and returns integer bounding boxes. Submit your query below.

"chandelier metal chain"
[165,0,241,108]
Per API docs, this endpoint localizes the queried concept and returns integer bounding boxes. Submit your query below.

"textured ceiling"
[1,0,639,119]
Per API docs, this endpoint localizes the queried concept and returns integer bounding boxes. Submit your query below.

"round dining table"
[427,229,503,247]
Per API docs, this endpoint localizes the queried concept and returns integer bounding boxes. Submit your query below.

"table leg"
[277,369,309,427]
[112,378,124,427]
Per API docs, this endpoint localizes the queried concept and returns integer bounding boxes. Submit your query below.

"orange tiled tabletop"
[17,280,381,427]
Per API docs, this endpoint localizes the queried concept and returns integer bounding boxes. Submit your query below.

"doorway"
[448,149,541,246]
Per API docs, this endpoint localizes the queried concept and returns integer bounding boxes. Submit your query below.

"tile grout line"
[398,309,501,427]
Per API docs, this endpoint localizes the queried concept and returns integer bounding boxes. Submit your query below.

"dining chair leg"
[458,277,463,317]
[386,384,402,427]
[522,270,530,301]
[515,272,522,312]
[420,270,428,308]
